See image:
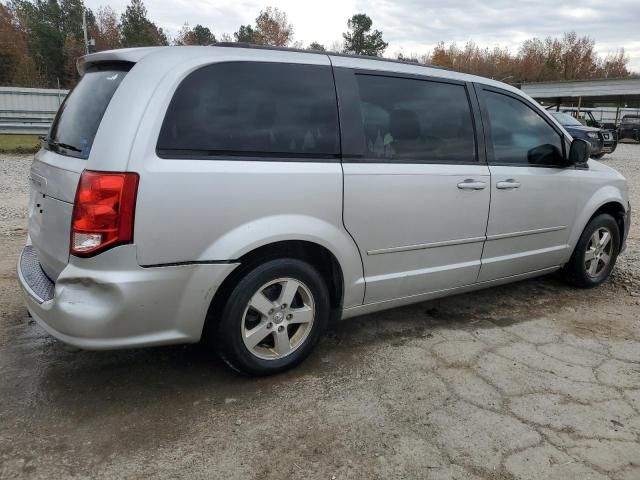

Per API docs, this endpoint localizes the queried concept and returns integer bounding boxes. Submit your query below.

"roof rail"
[211,42,449,71]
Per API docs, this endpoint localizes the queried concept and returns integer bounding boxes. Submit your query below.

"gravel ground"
[1,146,639,479]
[0,153,29,237]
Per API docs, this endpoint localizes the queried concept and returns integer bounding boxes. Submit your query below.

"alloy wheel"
[241,278,315,360]
[584,227,613,277]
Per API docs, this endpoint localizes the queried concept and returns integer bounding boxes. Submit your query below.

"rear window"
[46,63,130,159]
[622,116,640,124]
[157,62,340,159]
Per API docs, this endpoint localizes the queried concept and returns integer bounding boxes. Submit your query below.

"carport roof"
[521,77,640,105]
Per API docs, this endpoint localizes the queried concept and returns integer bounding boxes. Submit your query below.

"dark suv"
[551,112,612,158]
[618,115,640,142]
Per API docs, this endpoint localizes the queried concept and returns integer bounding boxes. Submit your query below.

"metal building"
[521,77,640,125]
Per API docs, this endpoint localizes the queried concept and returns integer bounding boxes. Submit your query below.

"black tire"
[591,153,605,159]
[213,258,330,376]
[561,214,620,288]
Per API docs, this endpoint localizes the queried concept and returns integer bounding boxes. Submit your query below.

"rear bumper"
[18,245,55,304]
[17,244,239,350]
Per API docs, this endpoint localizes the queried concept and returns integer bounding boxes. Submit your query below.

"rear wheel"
[214,258,330,376]
[561,214,620,288]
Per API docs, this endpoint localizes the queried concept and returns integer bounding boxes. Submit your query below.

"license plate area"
[28,173,47,238]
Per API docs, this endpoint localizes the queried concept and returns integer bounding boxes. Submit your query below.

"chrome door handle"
[457,179,486,190]
[496,179,521,189]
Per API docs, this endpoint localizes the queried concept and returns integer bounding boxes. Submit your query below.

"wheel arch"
[570,191,627,254]
[203,239,349,339]
[587,201,626,250]
[198,214,364,307]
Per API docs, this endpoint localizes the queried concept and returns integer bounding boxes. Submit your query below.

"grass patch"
[0,134,41,154]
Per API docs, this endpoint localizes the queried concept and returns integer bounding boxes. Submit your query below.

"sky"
[84,0,640,72]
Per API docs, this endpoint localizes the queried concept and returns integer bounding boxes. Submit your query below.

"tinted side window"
[355,74,476,163]
[157,62,339,158]
[484,91,564,166]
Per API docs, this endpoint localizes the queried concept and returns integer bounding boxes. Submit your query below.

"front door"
[476,85,584,282]
[336,68,490,304]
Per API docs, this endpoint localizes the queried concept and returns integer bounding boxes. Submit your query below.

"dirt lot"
[1,145,640,479]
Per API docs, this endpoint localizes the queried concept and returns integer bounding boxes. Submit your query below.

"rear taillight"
[71,170,139,257]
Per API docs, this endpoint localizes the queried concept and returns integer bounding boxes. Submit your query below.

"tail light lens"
[71,170,139,257]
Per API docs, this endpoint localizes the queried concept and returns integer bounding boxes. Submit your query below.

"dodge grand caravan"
[18,45,631,375]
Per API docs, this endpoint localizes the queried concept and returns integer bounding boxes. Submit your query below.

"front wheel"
[561,214,620,288]
[214,258,330,376]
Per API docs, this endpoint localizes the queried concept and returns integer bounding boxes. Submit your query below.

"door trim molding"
[366,225,567,256]
[367,236,486,256]
[486,225,566,241]
[342,265,561,320]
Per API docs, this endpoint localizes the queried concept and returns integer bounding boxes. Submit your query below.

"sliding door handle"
[457,179,487,190]
[496,179,521,189]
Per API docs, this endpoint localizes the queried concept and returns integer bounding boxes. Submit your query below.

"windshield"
[46,63,130,159]
[622,116,640,124]
[552,112,583,127]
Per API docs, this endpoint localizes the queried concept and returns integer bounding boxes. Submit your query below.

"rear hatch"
[29,63,130,280]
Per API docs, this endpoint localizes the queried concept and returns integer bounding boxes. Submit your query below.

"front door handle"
[496,179,521,190]
[457,179,487,190]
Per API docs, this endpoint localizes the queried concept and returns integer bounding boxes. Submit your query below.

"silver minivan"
[18,45,631,375]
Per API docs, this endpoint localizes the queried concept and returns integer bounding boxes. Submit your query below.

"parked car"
[551,112,614,159]
[618,115,640,142]
[549,107,618,155]
[18,46,631,375]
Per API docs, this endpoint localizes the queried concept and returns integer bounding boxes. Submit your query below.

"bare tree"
[597,49,630,78]
[430,32,631,82]
[91,6,121,51]
[254,7,293,47]
[62,34,84,86]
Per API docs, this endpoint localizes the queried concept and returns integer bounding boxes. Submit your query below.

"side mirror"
[568,138,590,166]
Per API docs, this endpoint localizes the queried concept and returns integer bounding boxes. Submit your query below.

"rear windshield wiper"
[46,139,83,153]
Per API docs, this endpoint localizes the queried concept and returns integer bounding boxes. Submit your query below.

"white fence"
[0,86,68,135]
[586,107,640,125]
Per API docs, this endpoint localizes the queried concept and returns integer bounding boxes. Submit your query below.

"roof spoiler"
[76,47,159,75]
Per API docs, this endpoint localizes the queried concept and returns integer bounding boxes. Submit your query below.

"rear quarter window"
[47,63,130,159]
[156,62,340,159]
